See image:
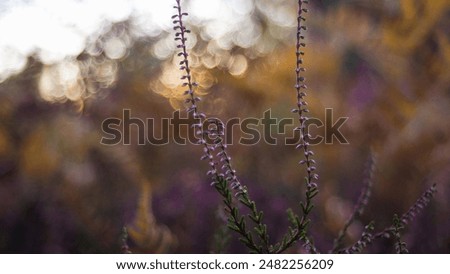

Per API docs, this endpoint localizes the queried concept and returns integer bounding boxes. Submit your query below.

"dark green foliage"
[213,177,261,253]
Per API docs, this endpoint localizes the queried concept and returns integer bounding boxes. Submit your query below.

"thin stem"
[331,153,375,253]
[293,0,318,185]
[173,0,264,253]
[214,121,271,253]
[172,0,219,182]
[338,222,375,254]
[213,177,262,253]
[278,0,319,254]
[392,214,408,254]
[338,184,437,253]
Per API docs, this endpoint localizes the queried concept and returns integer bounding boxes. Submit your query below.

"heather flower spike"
[266,0,320,254]
[172,0,219,183]
[338,184,437,253]
[340,222,375,254]
[399,184,437,225]
[172,0,269,253]
[293,0,316,187]
[374,184,438,241]
[331,153,376,253]
[269,0,320,254]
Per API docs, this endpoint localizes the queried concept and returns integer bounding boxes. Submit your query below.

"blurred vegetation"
[0,0,449,253]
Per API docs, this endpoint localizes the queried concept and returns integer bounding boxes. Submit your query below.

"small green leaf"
[239,198,251,208]
[259,211,264,221]
[249,214,258,223]
[306,203,314,214]
[227,223,240,233]
[251,201,257,212]
[231,207,238,218]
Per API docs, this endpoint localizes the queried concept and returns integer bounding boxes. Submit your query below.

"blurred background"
[0,0,449,253]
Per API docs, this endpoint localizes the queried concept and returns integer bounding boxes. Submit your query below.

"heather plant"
[0,0,446,255]
[163,0,438,254]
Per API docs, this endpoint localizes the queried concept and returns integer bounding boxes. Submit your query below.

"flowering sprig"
[338,184,437,253]
[292,0,318,186]
[397,184,437,226]
[172,0,269,253]
[172,0,219,184]
[332,153,375,252]
[212,121,243,193]
[373,184,438,239]
[339,222,375,254]
[273,0,319,254]
[213,120,271,253]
